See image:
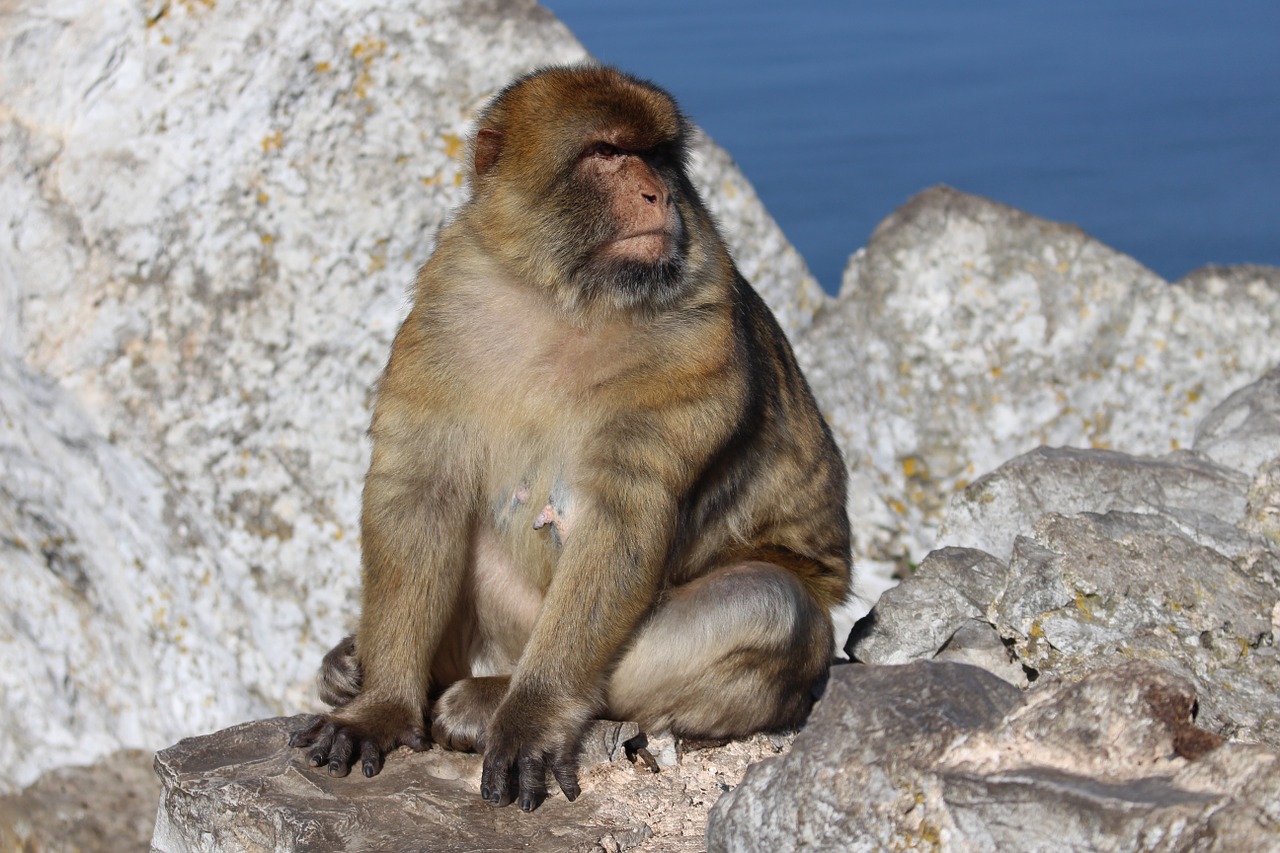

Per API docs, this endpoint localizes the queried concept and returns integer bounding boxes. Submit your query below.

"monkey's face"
[557,138,689,310]
[469,66,707,314]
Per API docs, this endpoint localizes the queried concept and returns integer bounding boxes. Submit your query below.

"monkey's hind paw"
[316,634,361,708]
[431,675,510,753]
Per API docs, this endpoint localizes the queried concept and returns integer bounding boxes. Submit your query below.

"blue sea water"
[542,1,1280,294]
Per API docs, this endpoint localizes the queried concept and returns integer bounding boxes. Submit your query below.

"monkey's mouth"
[604,229,671,262]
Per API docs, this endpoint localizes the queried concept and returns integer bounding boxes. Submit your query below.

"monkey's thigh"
[606,562,832,737]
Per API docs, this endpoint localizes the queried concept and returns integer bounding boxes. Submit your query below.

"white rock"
[0,0,823,791]
[798,186,1280,570]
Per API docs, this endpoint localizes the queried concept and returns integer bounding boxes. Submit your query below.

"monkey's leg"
[606,562,833,737]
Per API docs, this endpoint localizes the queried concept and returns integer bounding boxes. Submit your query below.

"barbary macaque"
[292,65,852,811]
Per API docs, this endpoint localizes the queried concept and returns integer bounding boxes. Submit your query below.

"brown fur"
[290,66,852,811]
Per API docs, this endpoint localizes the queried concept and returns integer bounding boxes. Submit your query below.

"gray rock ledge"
[151,716,791,853]
[707,662,1280,852]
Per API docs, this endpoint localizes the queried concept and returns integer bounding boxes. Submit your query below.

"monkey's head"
[466,66,720,315]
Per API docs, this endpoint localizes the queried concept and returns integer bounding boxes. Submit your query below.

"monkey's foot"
[316,634,361,708]
[431,675,510,752]
[288,702,428,779]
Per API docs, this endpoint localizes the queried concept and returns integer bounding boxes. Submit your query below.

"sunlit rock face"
[0,0,820,793]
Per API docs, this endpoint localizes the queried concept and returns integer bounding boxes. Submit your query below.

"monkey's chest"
[479,462,580,589]
[493,474,574,546]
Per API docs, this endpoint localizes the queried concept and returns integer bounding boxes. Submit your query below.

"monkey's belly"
[469,526,543,673]
[466,475,577,672]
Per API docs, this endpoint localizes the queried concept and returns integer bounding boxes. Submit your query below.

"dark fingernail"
[363,762,376,777]
[308,755,323,767]
[520,795,535,811]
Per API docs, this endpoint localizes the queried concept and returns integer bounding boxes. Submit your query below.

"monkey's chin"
[594,254,687,308]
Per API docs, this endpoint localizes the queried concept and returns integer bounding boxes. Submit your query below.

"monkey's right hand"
[289,700,429,778]
[479,692,586,811]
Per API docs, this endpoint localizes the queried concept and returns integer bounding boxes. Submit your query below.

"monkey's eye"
[586,141,623,159]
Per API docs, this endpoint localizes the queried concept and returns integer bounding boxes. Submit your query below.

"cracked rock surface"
[151,717,792,853]
[850,365,1280,748]
[708,662,1280,853]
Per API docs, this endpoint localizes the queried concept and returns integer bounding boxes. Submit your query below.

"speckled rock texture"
[849,364,1280,748]
[798,187,1280,577]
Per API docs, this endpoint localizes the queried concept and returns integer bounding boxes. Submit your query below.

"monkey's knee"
[607,564,832,737]
[318,634,362,708]
[431,675,511,752]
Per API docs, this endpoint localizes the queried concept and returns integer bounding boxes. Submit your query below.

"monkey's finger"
[551,753,581,802]
[326,729,355,777]
[359,739,383,778]
[480,752,514,807]
[289,715,327,748]
[304,721,338,767]
[517,750,549,812]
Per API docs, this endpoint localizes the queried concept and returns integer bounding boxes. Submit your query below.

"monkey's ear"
[474,128,503,178]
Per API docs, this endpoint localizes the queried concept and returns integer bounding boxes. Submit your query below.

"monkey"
[290,65,852,812]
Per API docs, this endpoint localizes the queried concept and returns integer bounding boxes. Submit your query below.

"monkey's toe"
[291,704,427,779]
[288,715,329,748]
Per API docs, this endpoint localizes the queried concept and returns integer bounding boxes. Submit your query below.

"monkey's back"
[666,273,851,610]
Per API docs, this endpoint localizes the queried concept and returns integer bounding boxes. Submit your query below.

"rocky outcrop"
[849,365,1280,748]
[0,0,819,797]
[707,662,1280,852]
[798,188,1280,578]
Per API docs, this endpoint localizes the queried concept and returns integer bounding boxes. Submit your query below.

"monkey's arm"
[480,457,679,810]
[294,428,474,777]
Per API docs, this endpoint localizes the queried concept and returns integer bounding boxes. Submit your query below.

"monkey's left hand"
[479,690,586,811]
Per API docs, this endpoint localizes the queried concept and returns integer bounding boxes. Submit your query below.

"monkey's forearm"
[479,492,674,809]
[515,502,673,697]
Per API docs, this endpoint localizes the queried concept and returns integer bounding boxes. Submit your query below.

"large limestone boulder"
[799,187,1280,576]
[0,0,819,797]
